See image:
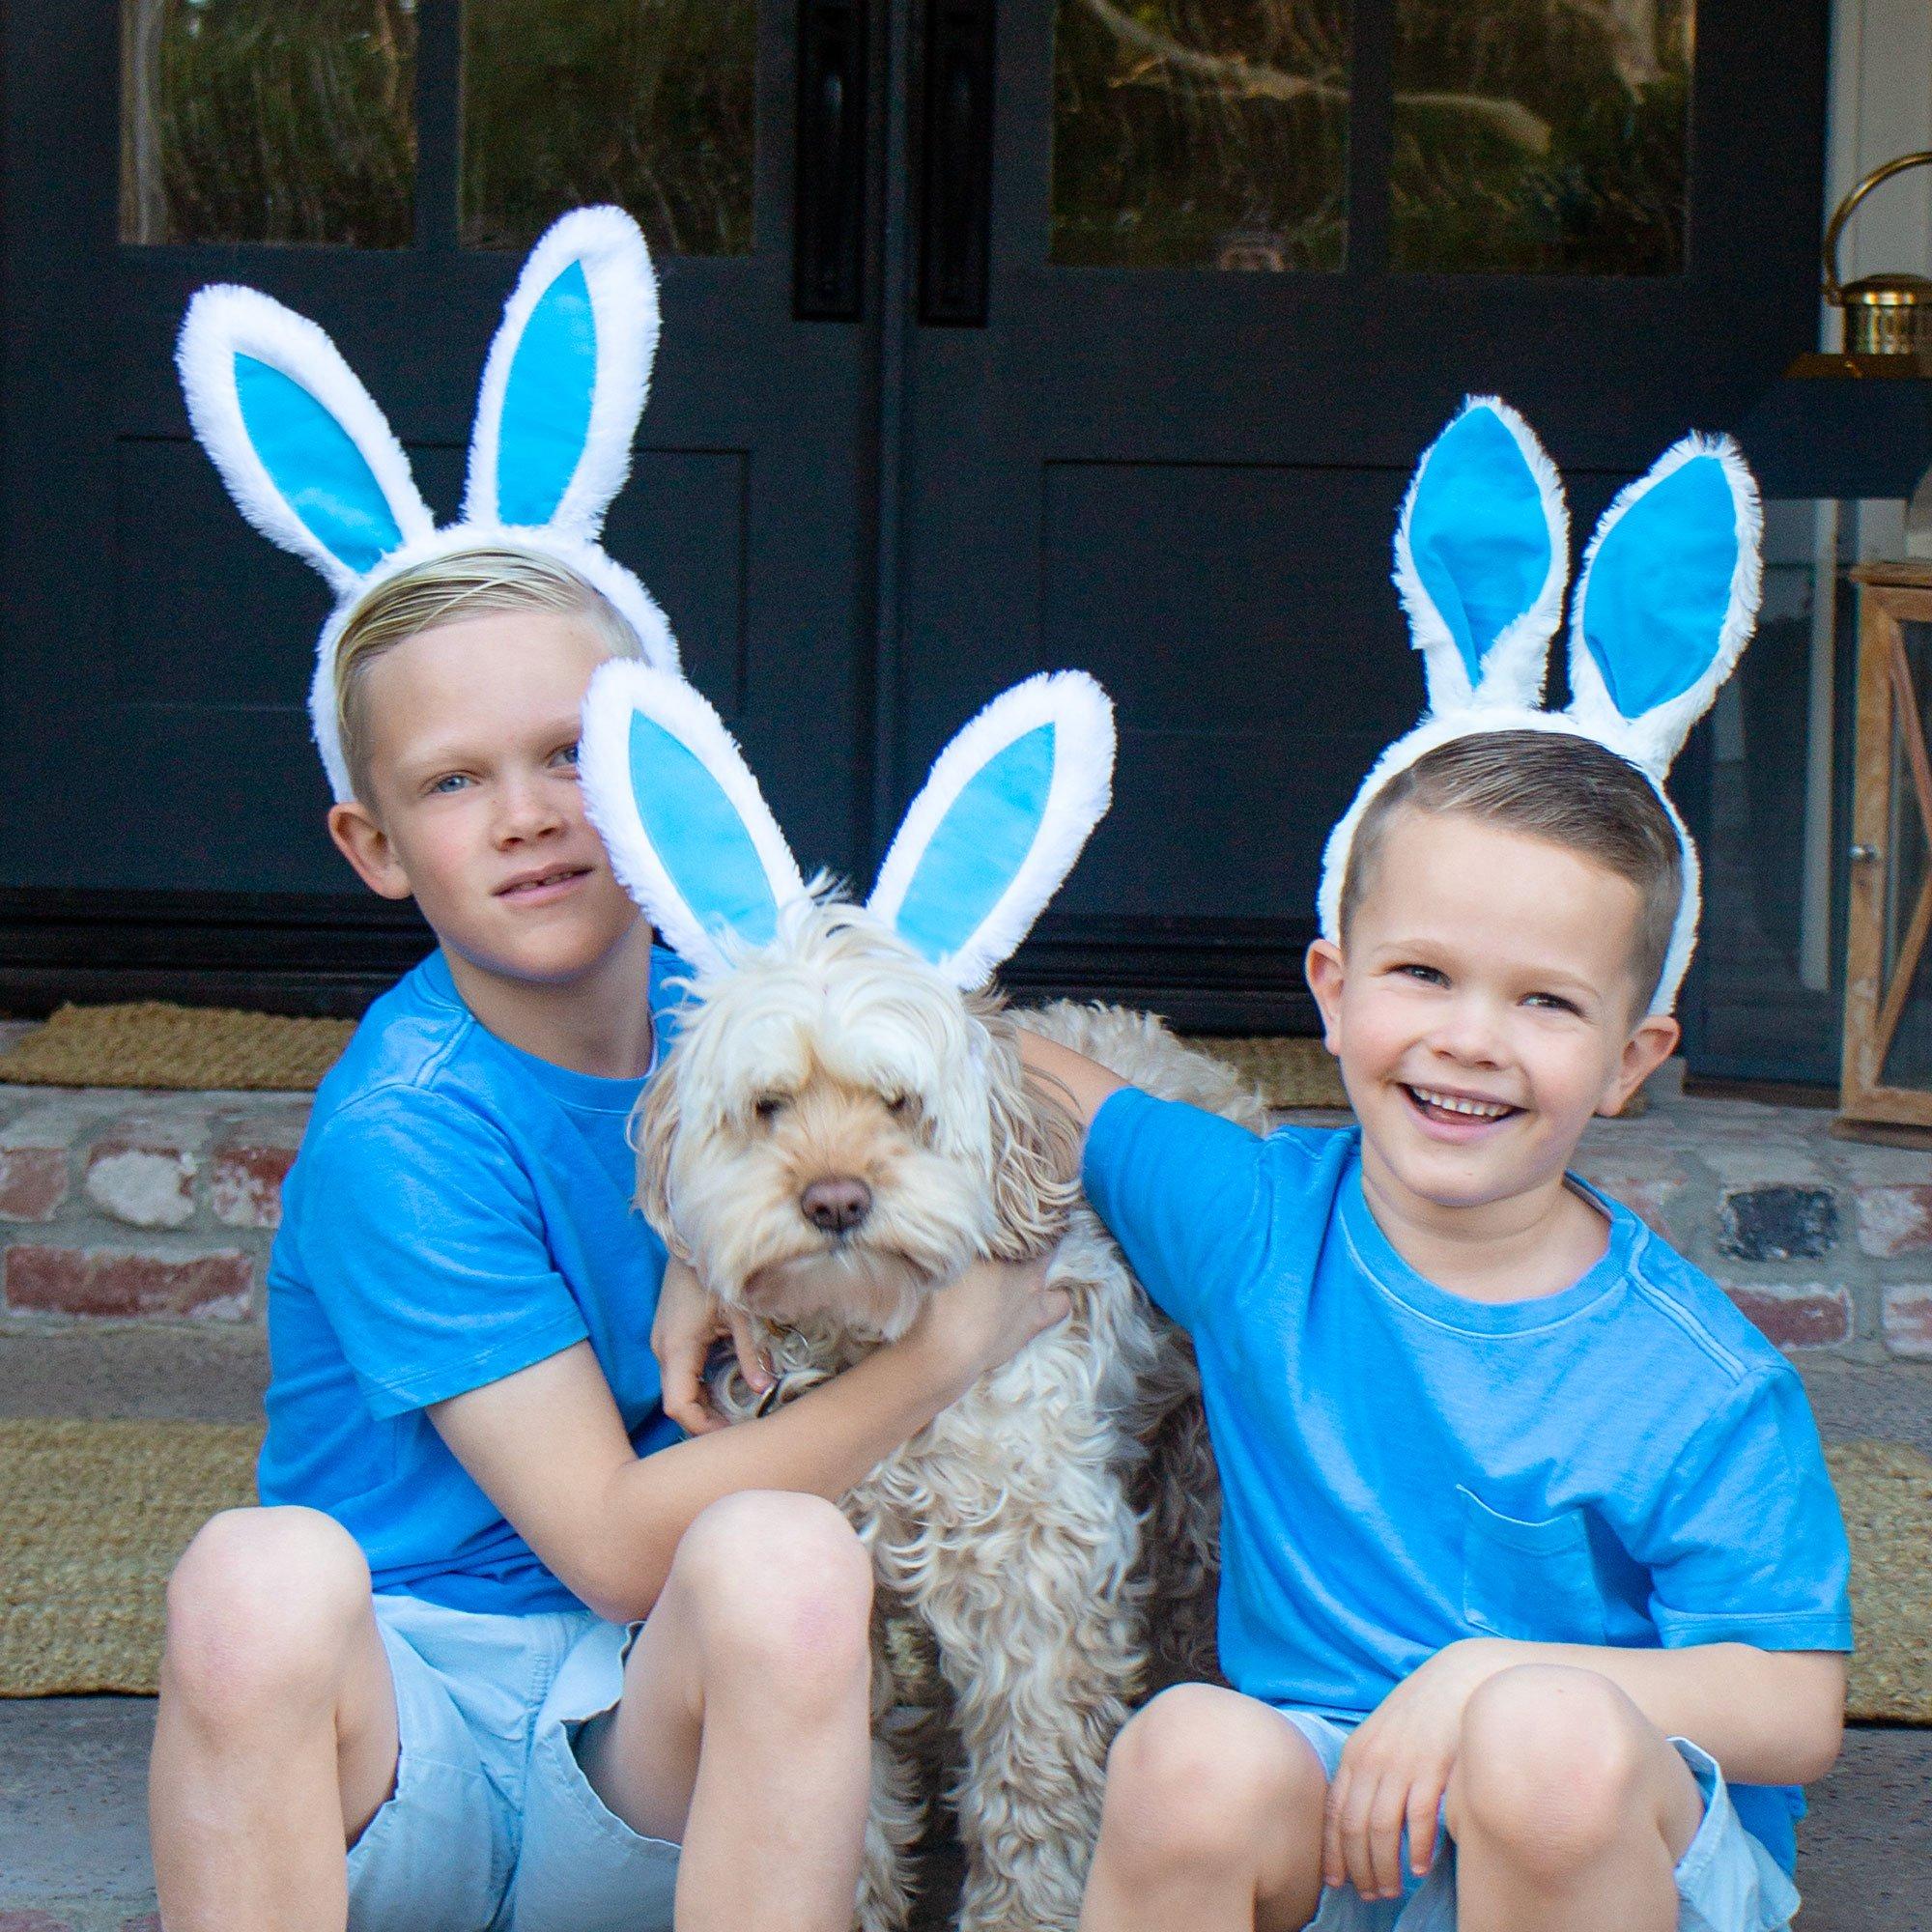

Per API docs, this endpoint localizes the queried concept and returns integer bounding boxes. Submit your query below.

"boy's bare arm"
[429,1257,1065,1623]
[1326,1634,1843,1895]
[1475,1636,1845,1783]
[1015,1028,1123,1131]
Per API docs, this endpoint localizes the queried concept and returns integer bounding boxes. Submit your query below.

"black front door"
[889,0,1829,1026]
[0,1,1830,1023]
[1,0,882,1004]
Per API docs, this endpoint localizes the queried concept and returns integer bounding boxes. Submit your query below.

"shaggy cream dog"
[637,902,1268,1932]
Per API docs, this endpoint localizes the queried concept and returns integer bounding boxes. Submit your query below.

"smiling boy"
[148,548,1065,1932]
[1026,730,1851,1932]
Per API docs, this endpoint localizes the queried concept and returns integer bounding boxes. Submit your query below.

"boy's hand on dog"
[905,1256,1070,1395]
[652,1257,773,1434]
[1322,1636,1505,1900]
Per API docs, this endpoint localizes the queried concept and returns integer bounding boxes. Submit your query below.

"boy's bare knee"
[1101,1686,1321,1874]
[163,1506,373,1717]
[1452,1665,1647,1870]
[672,1492,871,1686]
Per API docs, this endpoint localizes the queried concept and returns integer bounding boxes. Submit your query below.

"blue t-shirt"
[258,947,687,1616]
[1083,1089,1853,1875]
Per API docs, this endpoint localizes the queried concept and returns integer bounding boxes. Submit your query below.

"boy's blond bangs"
[334,546,640,799]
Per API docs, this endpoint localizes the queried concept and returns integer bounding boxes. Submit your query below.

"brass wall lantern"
[1824,152,1932,359]
[1838,562,1932,1144]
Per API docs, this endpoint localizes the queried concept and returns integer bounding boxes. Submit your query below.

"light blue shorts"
[1273,1707,1802,1932]
[346,1592,679,1932]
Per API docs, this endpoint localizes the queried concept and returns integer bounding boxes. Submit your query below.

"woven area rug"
[2,1420,1925,1714]
[0,1003,355,1093]
[1,1418,258,1695]
[1830,1438,1932,1723]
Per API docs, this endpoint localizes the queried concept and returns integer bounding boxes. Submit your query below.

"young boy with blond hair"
[156,213,1063,1932]
[150,545,1063,1932]
[1028,405,1853,1932]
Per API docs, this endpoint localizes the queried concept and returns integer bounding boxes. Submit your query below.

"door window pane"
[461,0,755,256]
[1391,0,1690,273]
[1051,1,1350,270]
[121,0,417,247]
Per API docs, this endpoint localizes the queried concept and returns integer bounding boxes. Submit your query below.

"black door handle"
[794,1,867,320]
[918,1,995,326]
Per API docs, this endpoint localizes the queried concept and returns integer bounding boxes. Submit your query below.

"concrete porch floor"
[2,1329,1929,1926]
[1,1699,1926,1931]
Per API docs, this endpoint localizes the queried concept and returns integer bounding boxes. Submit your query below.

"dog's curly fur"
[636,902,1268,1932]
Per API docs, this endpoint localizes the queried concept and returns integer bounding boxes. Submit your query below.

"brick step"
[0,1085,301,1324]
[1,1700,1923,1932]
[6,1059,1932,1367]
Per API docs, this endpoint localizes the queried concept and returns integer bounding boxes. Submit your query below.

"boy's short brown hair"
[1339,730,1683,1014]
[333,546,639,799]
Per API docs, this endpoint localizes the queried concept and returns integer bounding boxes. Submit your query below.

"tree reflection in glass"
[1051,0,1351,270]
[461,0,755,257]
[121,0,417,248]
[1050,0,1690,275]
[1392,0,1691,273]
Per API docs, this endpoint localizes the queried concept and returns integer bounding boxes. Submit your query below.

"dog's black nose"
[801,1176,872,1233]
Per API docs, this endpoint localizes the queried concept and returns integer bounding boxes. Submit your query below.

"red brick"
[1881,1287,1932,1360]
[3,1244,252,1320]
[1724,1284,1851,1351]
[1854,1183,1932,1258]
[0,1145,67,1221]
[211,1141,297,1230]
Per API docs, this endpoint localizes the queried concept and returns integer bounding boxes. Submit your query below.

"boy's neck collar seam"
[1337,1160,1632,1336]
[415,947,664,1103]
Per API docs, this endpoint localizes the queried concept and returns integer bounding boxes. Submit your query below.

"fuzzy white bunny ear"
[464,206,660,540]
[1566,434,1762,779]
[578,660,806,976]
[867,672,1115,990]
[1393,396,1570,714]
[177,285,434,595]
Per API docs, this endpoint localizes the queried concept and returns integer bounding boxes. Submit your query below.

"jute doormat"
[2,1419,1925,1715]
[0,997,1354,1108]
[1193,1036,1350,1111]
[0,1003,355,1092]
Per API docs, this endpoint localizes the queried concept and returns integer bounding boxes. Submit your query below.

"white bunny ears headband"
[579,663,1115,992]
[177,205,677,802]
[1319,396,1764,1015]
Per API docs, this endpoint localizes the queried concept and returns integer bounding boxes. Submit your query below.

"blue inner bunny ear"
[234,355,404,574]
[893,724,1056,964]
[1408,406,1553,688]
[1580,456,1739,718]
[497,260,596,526]
[627,711,781,949]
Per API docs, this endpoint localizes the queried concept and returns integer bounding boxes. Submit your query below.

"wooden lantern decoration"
[1839,562,1932,1143]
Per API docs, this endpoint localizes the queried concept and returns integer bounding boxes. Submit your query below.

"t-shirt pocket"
[1459,1486,1607,1644]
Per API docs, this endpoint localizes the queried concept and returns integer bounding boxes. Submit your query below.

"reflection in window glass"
[1391,0,1690,273]
[461,0,755,256]
[1879,619,1932,1089]
[1693,499,1861,1087]
[1051,0,1350,270]
[121,0,417,247]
